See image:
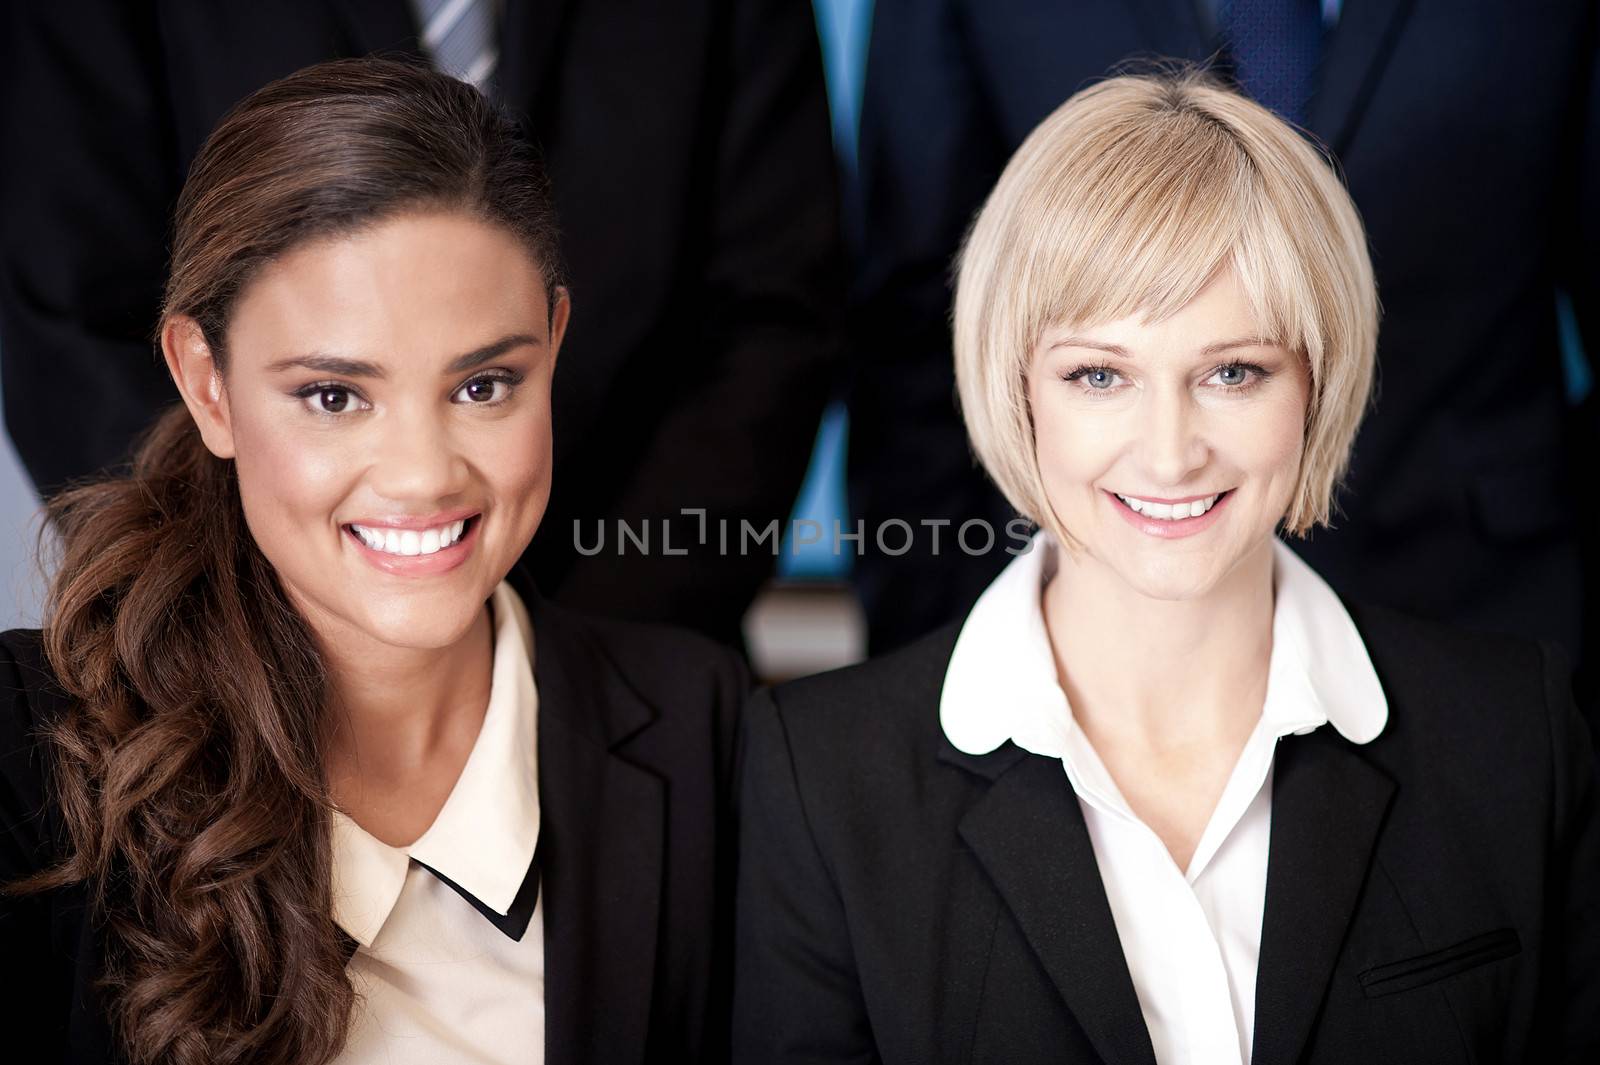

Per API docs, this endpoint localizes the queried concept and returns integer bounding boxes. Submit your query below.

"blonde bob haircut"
[953,67,1378,540]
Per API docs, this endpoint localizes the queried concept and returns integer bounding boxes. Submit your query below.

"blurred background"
[0,409,39,630]
[1,0,1594,696]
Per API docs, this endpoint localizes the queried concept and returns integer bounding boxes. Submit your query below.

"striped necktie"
[412,0,499,94]
[1221,0,1324,128]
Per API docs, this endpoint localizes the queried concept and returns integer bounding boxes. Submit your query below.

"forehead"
[226,211,548,367]
[1040,265,1274,355]
[997,118,1317,367]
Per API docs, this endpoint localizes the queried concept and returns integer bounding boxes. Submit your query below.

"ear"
[160,316,237,459]
[546,286,571,372]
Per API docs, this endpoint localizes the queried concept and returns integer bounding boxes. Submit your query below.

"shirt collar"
[331,580,541,948]
[939,533,1387,761]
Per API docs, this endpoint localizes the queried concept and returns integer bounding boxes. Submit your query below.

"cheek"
[1030,387,1119,507]
[229,409,354,534]
[496,425,550,499]
[1232,387,1309,503]
[476,409,554,535]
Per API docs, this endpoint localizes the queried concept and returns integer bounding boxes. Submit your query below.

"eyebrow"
[266,333,544,378]
[1048,335,1277,359]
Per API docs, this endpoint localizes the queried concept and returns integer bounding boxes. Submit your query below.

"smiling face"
[1028,266,1309,601]
[173,210,568,656]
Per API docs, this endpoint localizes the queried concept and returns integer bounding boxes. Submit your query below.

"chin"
[354,589,488,650]
[1122,570,1221,602]
[1103,548,1233,602]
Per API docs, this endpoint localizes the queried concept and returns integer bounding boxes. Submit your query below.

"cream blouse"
[330,581,544,1064]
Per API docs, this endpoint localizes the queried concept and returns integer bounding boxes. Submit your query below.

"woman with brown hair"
[0,58,747,1065]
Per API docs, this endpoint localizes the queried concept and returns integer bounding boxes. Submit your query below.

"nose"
[1137,385,1209,488]
[365,405,470,504]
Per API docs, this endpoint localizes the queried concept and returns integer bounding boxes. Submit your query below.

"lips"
[1107,489,1233,539]
[341,505,480,530]
[348,517,470,556]
[342,513,482,575]
[1113,491,1226,521]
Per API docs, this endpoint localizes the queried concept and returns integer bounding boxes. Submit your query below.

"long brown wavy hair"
[7,57,562,1065]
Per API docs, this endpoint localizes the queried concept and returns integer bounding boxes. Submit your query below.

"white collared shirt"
[941,534,1387,1065]
[331,581,544,1065]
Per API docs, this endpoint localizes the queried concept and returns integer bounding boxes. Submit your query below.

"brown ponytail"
[8,57,562,1065]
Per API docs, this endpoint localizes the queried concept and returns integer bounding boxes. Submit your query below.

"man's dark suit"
[733,605,1600,1063]
[850,0,1598,658]
[0,567,750,1064]
[0,0,844,646]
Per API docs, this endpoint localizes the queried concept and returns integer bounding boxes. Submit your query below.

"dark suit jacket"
[0,566,749,1065]
[0,0,843,646]
[733,605,1600,1063]
[850,0,1598,659]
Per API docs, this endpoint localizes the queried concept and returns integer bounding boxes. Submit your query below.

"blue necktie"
[1221,0,1324,128]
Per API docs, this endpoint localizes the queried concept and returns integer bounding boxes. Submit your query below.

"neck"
[1042,536,1276,753]
[315,603,496,784]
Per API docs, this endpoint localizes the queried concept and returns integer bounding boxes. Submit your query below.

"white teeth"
[349,518,472,556]
[1115,493,1221,521]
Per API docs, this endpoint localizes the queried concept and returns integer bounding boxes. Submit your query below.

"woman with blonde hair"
[733,68,1599,1064]
[0,58,746,1065]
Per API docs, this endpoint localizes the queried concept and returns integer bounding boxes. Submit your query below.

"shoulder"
[744,621,962,785]
[0,628,67,876]
[1347,600,1557,746]
[557,603,751,708]
[765,620,958,717]
[1345,601,1583,803]
[0,627,62,757]
[1347,601,1549,707]
[534,598,751,770]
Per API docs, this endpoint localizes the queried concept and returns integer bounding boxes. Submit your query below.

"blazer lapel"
[1252,729,1395,1065]
[497,0,576,119]
[955,748,1158,1065]
[526,581,665,1065]
[1306,0,1418,155]
[338,927,359,966]
[327,0,424,57]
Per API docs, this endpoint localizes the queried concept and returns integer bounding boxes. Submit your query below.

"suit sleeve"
[732,688,880,1065]
[551,0,844,641]
[1539,642,1600,1061]
[702,645,753,1065]
[849,0,1016,649]
[0,2,180,495]
[0,633,60,1037]
[1569,2,1600,722]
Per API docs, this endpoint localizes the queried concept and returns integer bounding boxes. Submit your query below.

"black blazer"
[0,566,749,1065]
[733,604,1600,1064]
[0,0,843,646]
[849,0,1598,659]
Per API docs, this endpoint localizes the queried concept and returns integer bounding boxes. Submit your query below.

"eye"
[294,384,370,416]
[1208,362,1270,390]
[1063,365,1123,391]
[453,372,520,405]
